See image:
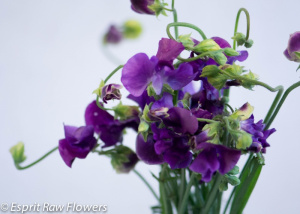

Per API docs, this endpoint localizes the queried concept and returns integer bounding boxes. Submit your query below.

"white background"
[1,0,300,213]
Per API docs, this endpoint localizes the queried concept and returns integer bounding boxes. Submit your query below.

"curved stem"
[177,52,208,62]
[96,95,114,111]
[178,172,196,214]
[171,0,178,39]
[166,22,207,42]
[15,147,58,170]
[265,80,300,130]
[101,44,124,66]
[104,65,124,84]
[133,169,160,203]
[233,8,250,50]
[263,87,284,124]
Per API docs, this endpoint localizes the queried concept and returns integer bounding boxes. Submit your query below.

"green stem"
[179,168,186,206]
[96,95,114,111]
[160,165,172,214]
[178,172,197,214]
[177,52,209,62]
[101,44,124,66]
[225,103,234,113]
[263,87,284,125]
[166,22,207,42]
[171,0,178,39]
[104,65,124,84]
[265,80,300,130]
[201,173,222,214]
[15,147,58,170]
[164,7,174,12]
[233,8,250,50]
[133,169,160,203]
[197,118,218,123]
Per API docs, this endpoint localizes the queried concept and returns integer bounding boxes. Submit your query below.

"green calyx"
[177,33,195,50]
[10,142,27,164]
[113,102,140,120]
[148,0,168,17]
[193,39,221,53]
[219,166,241,191]
[92,80,105,97]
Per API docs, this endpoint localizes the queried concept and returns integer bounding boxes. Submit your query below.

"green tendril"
[166,22,207,42]
[233,8,250,50]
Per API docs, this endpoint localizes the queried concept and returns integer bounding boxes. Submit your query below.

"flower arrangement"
[8,1,300,213]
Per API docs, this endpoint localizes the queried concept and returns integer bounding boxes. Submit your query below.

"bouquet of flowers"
[9,1,300,213]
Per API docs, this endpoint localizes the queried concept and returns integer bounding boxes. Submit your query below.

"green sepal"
[193,39,221,53]
[223,64,243,76]
[244,39,254,48]
[228,165,239,175]
[92,80,105,96]
[142,104,152,122]
[202,122,221,144]
[177,33,194,50]
[229,102,254,121]
[241,71,259,90]
[223,48,239,56]
[225,174,240,186]
[180,93,191,109]
[219,179,229,191]
[232,32,246,46]
[110,145,136,173]
[10,142,27,164]
[211,52,227,65]
[122,20,142,39]
[138,120,149,133]
[201,64,227,90]
[201,65,221,77]
[148,0,168,17]
[113,102,140,120]
[236,130,253,150]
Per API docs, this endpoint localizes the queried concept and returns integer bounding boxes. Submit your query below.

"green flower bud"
[230,102,254,121]
[241,71,259,90]
[113,102,140,120]
[10,142,26,164]
[122,20,142,39]
[193,39,221,53]
[244,39,254,48]
[232,32,246,46]
[236,131,253,150]
[177,34,194,50]
[110,146,138,174]
[138,120,149,133]
[225,174,240,186]
[223,48,239,56]
[212,52,227,65]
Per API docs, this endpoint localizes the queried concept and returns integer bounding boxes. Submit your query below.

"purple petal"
[288,31,300,53]
[130,0,155,15]
[284,48,293,61]
[121,53,155,97]
[127,90,155,109]
[58,139,75,167]
[164,149,193,169]
[156,38,185,62]
[227,50,249,64]
[164,107,198,134]
[136,134,164,165]
[152,73,164,95]
[151,93,174,109]
[154,140,173,155]
[166,63,196,90]
[104,25,123,44]
[212,37,231,48]
[217,145,241,175]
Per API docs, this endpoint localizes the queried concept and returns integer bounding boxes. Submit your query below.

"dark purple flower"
[240,115,276,153]
[121,38,195,97]
[136,134,164,165]
[113,147,139,174]
[58,125,97,167]
[130,0,155,15]
[104,25,123,44]
[189,136,241,182]
[284,31,300,62]
[163,107,199,134]
[101,84,122,104]
[118,152,139,173]
[85,101,138,147]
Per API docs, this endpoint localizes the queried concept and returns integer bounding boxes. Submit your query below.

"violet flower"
[58,125,97,167]
[121,38,195,97]
[104,25,123,44]
[240,115,276,153]
[85,101,139,147]
[189,133,241,182]
[284,31,300,62]
[130,0,155,15]
[101,83,122,104]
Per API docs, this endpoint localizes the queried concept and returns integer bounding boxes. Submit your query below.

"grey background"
[0,0,299,213]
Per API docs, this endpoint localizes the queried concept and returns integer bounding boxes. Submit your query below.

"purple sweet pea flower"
[85,101,139,147]
[284,31,300,62]
[104,25,123,44]
[240,114,276,153]
[130,0,155,15]
[101,83,122,104]
[58,125,97,167]
[122,38,196,97]
[189,133,241,182]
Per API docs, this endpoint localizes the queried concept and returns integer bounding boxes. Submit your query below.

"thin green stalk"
[178,172,197,214]
[101,44,124,65]
[164,7,174,12]
[166,22,207,42]
[96,95,114,111]
[179,168,186,206]
[233,8,250,50]
[171,0,178,39]
[104,65,124,84]
[15,147,58,170]
[194,177,205,208]
[265,80,300,129]
[263,87,284,124]
[133,169,160,203]
[201,173,222,214]
[197,118,218,123]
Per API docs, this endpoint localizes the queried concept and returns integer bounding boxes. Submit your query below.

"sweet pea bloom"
[121,38,196,97]
[101,83,122,104]
[104,25,122,44]
[58,125,97,167]
[130,0,155,15]
[284,31,300,62]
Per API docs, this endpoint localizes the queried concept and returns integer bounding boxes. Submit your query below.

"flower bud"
[130,0,155,15]
[111,146,139,173]
[113,102,140,120]
[284,31,300,62]
[147,0,168,17]
[122,20,142,39]
[236,131,253,150]
[103,25,123,44]
[177,34,195,50]
[230,102,254,121]
[232,32,246,46]
[244,39,254,48]
[193,39,221,53]
[223,48,239,56]
[101,84,122,104]
[10,142,26,164]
